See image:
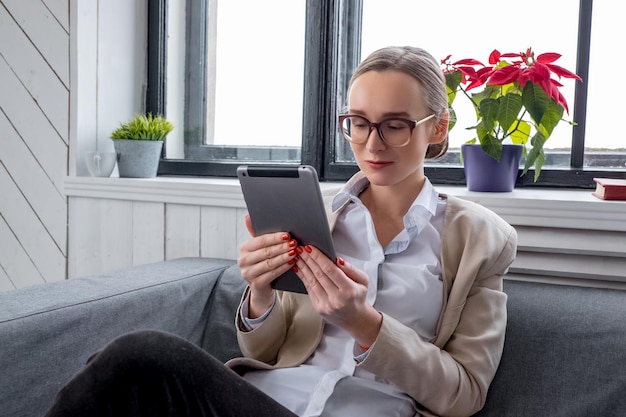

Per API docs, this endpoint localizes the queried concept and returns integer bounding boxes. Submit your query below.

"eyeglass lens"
[341,116,412,146]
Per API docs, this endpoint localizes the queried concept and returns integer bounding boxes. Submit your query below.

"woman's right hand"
[237,214,298,318]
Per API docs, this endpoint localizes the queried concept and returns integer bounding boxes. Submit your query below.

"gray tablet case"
[237,165,336,294]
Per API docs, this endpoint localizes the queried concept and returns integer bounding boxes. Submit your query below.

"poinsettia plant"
[442,47,582,181]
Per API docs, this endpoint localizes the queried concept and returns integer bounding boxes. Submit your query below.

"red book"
[592,178,626,200]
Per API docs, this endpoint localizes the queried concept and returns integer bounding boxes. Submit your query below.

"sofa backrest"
[475,280,626,417]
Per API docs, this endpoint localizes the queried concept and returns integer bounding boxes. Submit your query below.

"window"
[151,0,626,187]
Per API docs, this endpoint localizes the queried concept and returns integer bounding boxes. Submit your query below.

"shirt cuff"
[353,342,375,363]
[240,291,277,331]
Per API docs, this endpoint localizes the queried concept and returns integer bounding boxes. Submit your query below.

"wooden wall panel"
[67,197,133,278]
[0,262,14,292]
[2,0,69,87]
[0,57,68,193]
[0,217,44,289]
[132,201,165,266]
[0,165,65,283]
[0,112,67,252]
[0,4,69,140]
[42,0,69,32]
[0,0,70,291]
[200,206,240,260]
[165,204,201,260]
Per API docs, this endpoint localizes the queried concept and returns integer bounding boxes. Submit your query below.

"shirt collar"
[331,171,439,221]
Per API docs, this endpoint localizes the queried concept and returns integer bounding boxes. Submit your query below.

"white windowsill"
[64,175,626,232]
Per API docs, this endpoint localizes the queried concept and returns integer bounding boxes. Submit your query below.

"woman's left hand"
[294,246,382,348]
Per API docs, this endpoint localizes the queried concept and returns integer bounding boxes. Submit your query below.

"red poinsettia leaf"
[487,66,520,85]
[536,52,561,64]
[500,52,522,58]
[456,65,478,80]
[524,63,551,84]
[550,78,564,88]
[488,50,501,65]
[452,58,484,66]
[555,89,569,114]
[441,54,452,64]
[465,78,487,91]
[546,63,582,80]
[518,72,529,88]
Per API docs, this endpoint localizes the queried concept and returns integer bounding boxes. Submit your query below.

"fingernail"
[288,258,297,265]
[281,233,290,241]
[304,245,312,253]
[295,246,304,254]
[288,239,297,248]
[337,256,345,266]
[288,249,296,257]
[292,266,299,273]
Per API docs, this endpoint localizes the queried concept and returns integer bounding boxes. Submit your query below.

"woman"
[44,46,516,417]
[233,45,517,417]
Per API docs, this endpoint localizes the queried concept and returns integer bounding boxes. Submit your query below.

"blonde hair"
[348,46,448,159]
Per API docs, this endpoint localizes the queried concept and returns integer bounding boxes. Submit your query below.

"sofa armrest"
[0,257,236,417]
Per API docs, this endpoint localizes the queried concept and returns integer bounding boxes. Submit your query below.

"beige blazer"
[226,192,517,417]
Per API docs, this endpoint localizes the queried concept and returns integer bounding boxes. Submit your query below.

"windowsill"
[64,175,626,232]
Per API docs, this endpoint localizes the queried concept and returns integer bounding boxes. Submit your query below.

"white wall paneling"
[0,216,44,289]
[0,2,69,140]
[0,112,67,252]
[0,164,65,283]
[0,0,71,291]
[132,201,165,266]
[42,0,69,33]
[64,177,626,289]
[165,204,201,260]
[200,206,246,261]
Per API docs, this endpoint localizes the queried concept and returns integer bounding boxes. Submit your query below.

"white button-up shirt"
[242,173,446,417]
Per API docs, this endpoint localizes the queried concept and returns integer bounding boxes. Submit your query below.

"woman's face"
[346,69,444,189]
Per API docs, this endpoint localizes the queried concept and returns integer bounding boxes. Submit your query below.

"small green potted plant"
[442,47,582,191]
[110,113,174,178]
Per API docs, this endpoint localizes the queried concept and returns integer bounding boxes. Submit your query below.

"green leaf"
[522,83,550,126]
[479,98,499,130]
[444,71,462,106]
[447,105,457,131]
[497,93,523,133]
[509,120,531,145]
[537,99,564,138]
[522,132,547,180]
[110,113,174,141]
[480,134,503,161]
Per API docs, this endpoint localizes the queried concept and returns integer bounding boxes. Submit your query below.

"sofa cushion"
[0,257,235,417]
[475,280,626,417]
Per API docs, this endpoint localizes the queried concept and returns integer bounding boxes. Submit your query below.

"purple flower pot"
[461,144,523,192]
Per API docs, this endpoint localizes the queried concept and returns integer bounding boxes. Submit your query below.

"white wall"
[1,1,625,293]
[0,0,147,291]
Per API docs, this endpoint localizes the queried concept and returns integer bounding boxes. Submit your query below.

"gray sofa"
[1,257,625,417]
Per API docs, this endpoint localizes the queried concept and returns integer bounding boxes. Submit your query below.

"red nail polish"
[295,246,304,254]
[288,239,297,248]
[337,256,345,266]
[292,266,299,273]
[288,249,296,257]
[281,233,290,241]
[288,258,297,265]
[304,245,312,253]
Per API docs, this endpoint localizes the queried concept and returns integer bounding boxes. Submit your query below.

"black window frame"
[149,0,626,188]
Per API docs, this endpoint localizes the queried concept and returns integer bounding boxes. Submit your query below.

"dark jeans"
[43,330,297,417]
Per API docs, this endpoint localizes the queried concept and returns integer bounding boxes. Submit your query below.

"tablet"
[237,165,336,294]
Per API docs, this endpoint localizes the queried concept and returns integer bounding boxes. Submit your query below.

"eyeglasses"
[338,114,435,147]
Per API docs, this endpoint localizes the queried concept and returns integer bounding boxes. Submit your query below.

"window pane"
[585,2,626,168]
[167,0,306,162]
[341,0,580,168]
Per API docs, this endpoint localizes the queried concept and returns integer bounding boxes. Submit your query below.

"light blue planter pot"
[112,139,164,178]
